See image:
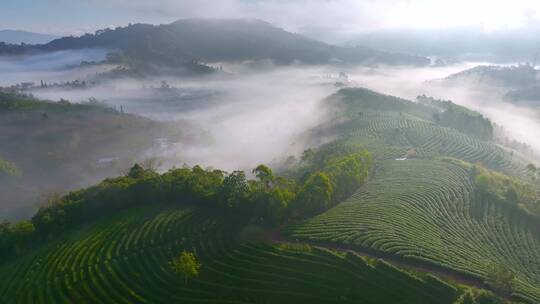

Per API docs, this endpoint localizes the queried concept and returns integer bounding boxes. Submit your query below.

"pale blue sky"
[0,0,170,35]
[2,0,540,36]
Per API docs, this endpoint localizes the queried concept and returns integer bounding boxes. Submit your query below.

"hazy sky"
[2,0,540,36]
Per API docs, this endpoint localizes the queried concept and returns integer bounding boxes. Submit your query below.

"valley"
[1,9,540,304]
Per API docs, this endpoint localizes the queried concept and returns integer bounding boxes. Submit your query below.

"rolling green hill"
[332,88,526,175]
[288,159,540,302]
[0,87,536,303]
[0,204,478,304]
[288,88,540,303]
[0,19,428,73]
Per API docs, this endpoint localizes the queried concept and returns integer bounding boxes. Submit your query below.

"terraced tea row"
[342,111,525,175]
[288,159,540,303]
[0,204,463,304]
[0,205,234,303]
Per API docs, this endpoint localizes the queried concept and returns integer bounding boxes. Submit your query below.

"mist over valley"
[1,5,540,303]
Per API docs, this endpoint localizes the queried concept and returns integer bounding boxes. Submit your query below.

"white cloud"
[88,0,540,33]
[8,0,540,38]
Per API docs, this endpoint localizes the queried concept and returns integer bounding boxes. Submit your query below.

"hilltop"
[0,19,428,73]
[438,65,538,89]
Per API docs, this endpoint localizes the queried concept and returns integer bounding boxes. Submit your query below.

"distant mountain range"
[438,65,538,88]
[0,19,428,72]
[0,30,58,44]
[434,64,540,105]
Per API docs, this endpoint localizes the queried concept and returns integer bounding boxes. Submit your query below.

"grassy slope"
[334,88,526,175]
[1,87,535,303]
[0,204,463,304]
[289,159,540,302]
[289,88,540,303]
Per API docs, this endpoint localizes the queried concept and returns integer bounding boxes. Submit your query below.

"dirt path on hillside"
[267,229,520,303]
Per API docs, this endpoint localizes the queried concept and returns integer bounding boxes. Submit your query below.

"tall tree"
[171,251,202,284]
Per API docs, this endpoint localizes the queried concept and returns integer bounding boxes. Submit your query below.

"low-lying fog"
[2,49,540,220]
[2,50,540,174]
[20,55,540,164]
[0,49,110,86]
[338,63,540,156]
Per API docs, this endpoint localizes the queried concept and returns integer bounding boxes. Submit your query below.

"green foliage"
[526,163,539,181]
[276,242,312,252]
[0,91,111,112]
[2,138,373,261]
[288,142,372,218]
[474,290,504,304]
[289,159,540,302]
[338,88,432,120]
[0,220,35,258]
[486,264,515,294]
[471,164,540,219]
[456,290,477,304]
[170,251,201,284]
[0,222,14,259]
[331,88,523,176]
[220,170,250,209]
[455,289,506,304]
[0,157,21,179]
[11,221,35,248]
[0,205,465,304]
[253,164,274,187]
[291,172,333,216]
[251,187,292,224]
[323,150,372,201]
[475,173,490,191]
[418,95,494,140]
[32,197,83,238]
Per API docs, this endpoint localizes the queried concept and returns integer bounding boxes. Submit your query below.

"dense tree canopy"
[0,141,373,261]
[170,251,201,284]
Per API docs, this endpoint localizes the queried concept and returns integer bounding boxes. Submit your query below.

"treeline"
[442,157,540,220]
[0,91,112,112]
[417,95,493,140]
[0,142,372,261]
[472,164,540,219]
[0,42,27,55]
[0,157,21,180]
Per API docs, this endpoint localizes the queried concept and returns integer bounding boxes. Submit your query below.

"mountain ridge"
[0,19,429,70]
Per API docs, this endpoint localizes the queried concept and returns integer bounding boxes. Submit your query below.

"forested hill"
[0,92,183,220]
[437,65,538,89]
[0,19,429,69]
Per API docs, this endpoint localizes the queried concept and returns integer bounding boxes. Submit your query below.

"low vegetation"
[0,204,496,303]
[471,162,540,219]
[289,159,540,302]
[417,95,494,140]
[0,157,21,179]
[333,88,525,175]
[1,86,537,303]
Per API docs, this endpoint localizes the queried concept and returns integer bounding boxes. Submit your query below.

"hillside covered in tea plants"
[1,87,538,304]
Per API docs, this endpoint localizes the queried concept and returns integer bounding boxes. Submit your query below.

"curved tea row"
[0,204,461,304]
[289,160,540,303]
[343,111,524,175]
